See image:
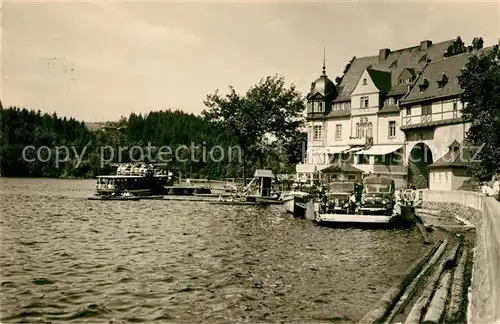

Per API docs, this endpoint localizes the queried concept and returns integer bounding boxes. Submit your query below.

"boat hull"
[96,188,153,196]
[283,192,310,217]
[88,196,140,201]
[316,213,397,224]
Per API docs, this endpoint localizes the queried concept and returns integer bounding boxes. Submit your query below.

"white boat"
[282,191,311,215]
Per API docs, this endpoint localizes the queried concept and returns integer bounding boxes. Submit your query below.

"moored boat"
[93,163,173,198]
[282,191,311,217]
[314,175,400,226]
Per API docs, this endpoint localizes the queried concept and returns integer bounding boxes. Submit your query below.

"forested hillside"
[0,104,304,179]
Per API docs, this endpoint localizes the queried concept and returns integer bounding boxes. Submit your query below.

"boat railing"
[116,169,168,176]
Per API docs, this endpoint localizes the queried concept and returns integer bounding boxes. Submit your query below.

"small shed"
[428,141,475,190]
[254,169,274,197]
[320,164,363,182]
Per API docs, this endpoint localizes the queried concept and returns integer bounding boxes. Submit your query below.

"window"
[313,102,325,113]
[362,78,367,85]
[453,102,457,111]
[333,102,346,111]
[367,122,373,138]
[385,97,395,106]
[422,104,432,115]
[406,107,412,116]
[348,175,356,181]
[388,121,396,138]
[355,123,360,138]
[360,96,369,108]
[335,124,342,140]
[313,126,323,141]
[398,79,404,85]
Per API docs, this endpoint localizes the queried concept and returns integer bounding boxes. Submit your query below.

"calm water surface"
[1,178,432,323]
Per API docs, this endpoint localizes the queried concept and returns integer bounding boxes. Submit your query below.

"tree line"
[0,76,307,180]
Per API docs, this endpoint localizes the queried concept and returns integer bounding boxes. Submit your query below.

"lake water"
[0,178,433,323]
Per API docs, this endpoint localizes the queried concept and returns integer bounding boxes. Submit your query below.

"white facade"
[300,71,468,188]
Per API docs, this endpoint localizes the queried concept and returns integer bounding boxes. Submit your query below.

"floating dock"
[164,186,212,196]
[88,195,165,201]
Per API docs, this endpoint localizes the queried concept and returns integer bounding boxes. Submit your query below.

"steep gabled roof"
[321,164,363,173]
[366,68,391,92]
[377,105,399,115]
[429,141,477,169]
[400,52,472,104]
[333,39,456,102]
[401,46,494,105]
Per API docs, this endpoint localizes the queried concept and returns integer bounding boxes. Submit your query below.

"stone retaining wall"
[418,189,500,323]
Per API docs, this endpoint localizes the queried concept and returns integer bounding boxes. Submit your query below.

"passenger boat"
[92,163,173,198]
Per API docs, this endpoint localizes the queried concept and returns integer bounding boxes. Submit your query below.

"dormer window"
[399,78,412,85]
[313,102,325,113]
[362,78,367,86]
[437,73,448,88]
[419,78,429,92]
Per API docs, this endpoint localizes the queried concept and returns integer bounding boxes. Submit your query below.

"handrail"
[402,110,461,125]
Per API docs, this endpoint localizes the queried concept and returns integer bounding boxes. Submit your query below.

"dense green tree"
[459,44,500,178]
[203,75,305,183]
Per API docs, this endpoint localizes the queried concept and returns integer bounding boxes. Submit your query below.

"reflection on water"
[1,178,432,323]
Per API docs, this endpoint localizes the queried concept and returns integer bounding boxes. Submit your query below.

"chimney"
[379,48,390,61]
[420,40,432,51]
[472,37,484,51]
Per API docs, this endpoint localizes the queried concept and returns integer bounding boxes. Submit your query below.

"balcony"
[306,112,327,120]
[348,136,373,146]
[401,110,462,130]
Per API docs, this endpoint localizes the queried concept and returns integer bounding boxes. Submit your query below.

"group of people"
[481,174,500,198]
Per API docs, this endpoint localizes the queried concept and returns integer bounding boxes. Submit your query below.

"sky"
[2,1,499,122]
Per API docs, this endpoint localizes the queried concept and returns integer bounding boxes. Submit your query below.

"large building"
[297,37,489,189]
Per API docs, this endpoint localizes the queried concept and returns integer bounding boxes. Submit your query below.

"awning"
[312,146,350,155]
[254,169,274,178]
[296,164,317,173]
[356,145,403,155]
[296,164,333,173]
[326,146,350,154]
[344,146,365,154]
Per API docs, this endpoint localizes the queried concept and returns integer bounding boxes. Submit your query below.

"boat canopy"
[97,174,169,178]
[254,169,274,178]
[363,175,394,185]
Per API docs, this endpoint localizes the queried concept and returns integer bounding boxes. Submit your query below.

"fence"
[416,189,484,210]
